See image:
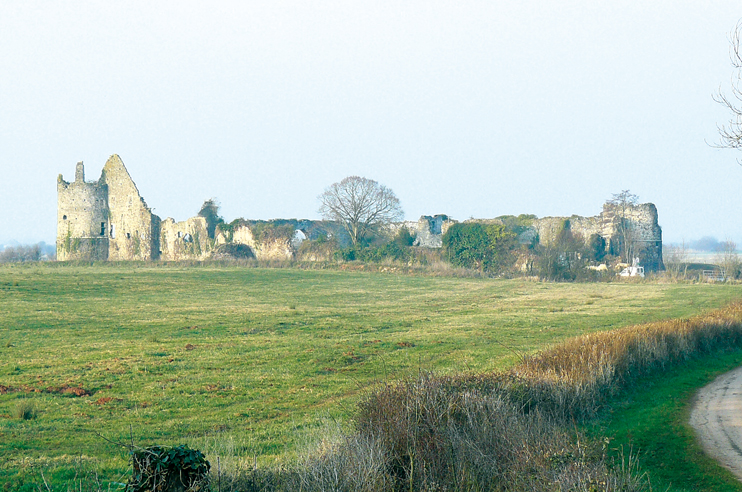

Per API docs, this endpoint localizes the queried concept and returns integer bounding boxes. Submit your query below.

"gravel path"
[689,365,742,480]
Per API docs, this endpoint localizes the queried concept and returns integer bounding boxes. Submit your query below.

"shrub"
[535,227,594,281]
[586,233,607,262]
[393,227,415,247]
[127,445,210,492]
[198,199,224,240]
[297,234,338,261]
[213,243,255,259]
[443,222,517,273]
[495,213,537,236]
[334,229,416,264]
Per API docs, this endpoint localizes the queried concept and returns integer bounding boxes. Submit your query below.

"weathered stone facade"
[388,215,455,248]
[57,156,159,261]
[530,203,663,271]
[57,156,663,270]
[214,222,294,261]
[159,217,210,261]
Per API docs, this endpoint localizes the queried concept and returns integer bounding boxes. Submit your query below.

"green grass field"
[1,263,741,486]
[593,349,742,491]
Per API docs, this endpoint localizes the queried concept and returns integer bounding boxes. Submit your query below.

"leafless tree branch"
[318,176,404,246]
[714,20,742,155]
[606,190,639,264]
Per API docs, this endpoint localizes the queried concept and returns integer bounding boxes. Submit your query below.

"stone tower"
[57,162,109,260]
[57,155,160,261]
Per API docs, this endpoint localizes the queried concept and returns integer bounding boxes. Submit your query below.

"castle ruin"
[529,203,663,271]
[57,155,160,261]
[57,156,664,270]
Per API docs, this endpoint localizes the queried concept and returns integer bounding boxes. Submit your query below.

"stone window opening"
[63,215,67,220]
[126,232,131,239]
[177,231,182,239]
[100,222,105,236]
[110,224,116,239]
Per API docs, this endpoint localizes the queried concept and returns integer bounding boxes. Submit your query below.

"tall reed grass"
[275,301,742,491]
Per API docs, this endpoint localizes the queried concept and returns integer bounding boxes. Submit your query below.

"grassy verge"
[287,301,742,491]
[1,263,741,489]
[593,348,742,492]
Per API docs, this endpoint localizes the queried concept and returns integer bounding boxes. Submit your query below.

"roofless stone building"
[57,155,664,270]
[57,155,159,261]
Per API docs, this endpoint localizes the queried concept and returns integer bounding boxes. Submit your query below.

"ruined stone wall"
[567,215,603,242]
[532,217,566,246]
[601,203,663,271]
[101,155,158,261]
[159,216,211,261]
[413,215,455,248]
[215,223,293,260]
[533,216,604,245]
[56,155,663,270]
[56,162,109,261]
[254,239,294,260]
[531,203,663,271]
[387,215,456,248]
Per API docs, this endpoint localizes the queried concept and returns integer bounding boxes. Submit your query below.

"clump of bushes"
[442,222,517,273]
[0,244,45,263]
[297,234,338,261]
[212,243,255,260]
[334,228,420,264]
[127,444,210,492]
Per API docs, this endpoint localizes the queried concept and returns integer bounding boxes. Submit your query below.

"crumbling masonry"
[57,156,159,261]
[58,156,664,270]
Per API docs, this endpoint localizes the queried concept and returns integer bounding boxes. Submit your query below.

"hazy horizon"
[2,2,741,245]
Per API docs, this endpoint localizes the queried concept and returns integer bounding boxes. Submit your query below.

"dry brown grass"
[515,301,742,419]
[282,301,742,491]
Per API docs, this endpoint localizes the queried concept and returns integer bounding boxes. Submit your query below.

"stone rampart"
[388,215,455,248]
[216,221,298,261]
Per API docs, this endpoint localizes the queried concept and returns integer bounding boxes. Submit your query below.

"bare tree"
[606,190,639,263]
[0,244,41,263]
[318,176,404,246]
[663,241,689,279]
[715,20,742,153]
[715,240,741,279]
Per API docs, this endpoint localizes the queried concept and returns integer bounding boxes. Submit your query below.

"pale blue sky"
[1,1,740,244]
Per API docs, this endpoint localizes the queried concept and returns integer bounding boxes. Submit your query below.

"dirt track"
[689,365,742,480]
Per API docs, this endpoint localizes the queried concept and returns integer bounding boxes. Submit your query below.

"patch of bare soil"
[1,383,92,396]
[45,384,92,397]
[690,365,742,480]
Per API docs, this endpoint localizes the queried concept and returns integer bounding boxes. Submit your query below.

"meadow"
[1,263,741,487]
